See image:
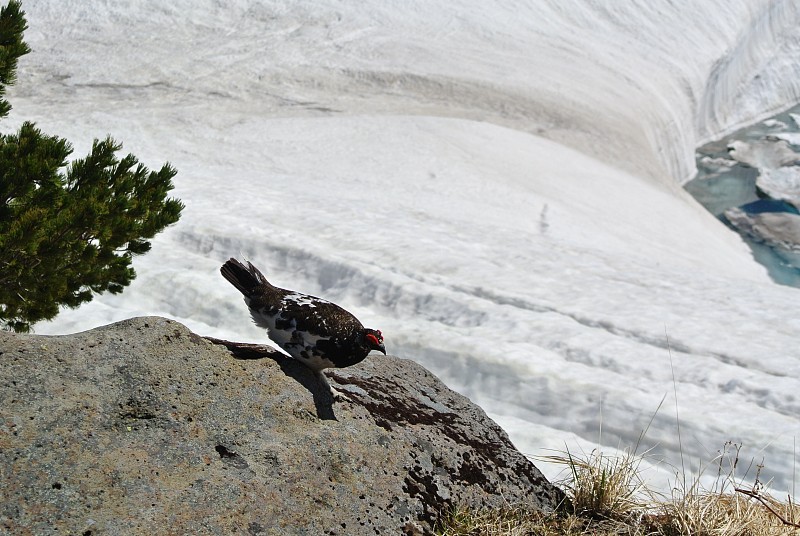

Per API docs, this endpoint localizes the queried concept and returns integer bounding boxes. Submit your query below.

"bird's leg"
[316,370,350,402]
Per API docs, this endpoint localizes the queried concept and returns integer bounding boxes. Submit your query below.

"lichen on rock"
[0,316,564,535]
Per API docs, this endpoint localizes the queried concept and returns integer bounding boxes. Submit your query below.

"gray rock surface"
[0,316,564,535]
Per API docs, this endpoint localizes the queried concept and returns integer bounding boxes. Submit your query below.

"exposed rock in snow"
[725,207,800,250]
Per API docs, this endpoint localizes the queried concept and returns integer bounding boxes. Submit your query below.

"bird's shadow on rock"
[204,337,337,420]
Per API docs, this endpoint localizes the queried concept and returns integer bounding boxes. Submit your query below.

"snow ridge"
[698,0,800,142]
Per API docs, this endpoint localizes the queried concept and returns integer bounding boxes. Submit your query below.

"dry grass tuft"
[656,442,800,536]
[656,489,800,535]
[542,446,649,522]
[436,504,626,536]
[436,442,800,536]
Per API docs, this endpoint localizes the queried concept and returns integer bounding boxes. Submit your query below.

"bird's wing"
[278,292,364,338]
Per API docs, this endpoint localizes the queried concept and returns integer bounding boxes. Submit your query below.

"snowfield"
[5,0,800,492]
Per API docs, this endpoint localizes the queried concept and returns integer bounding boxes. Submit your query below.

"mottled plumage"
[220,258,385,399]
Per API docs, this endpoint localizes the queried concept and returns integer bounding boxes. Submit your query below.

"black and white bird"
[220,257,386,400]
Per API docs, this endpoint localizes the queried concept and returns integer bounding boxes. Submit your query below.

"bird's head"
[364,329,386,355]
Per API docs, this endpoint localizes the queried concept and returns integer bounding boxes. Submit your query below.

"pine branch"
[0,3,183,332]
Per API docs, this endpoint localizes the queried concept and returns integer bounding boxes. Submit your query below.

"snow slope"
[5,1,800,492]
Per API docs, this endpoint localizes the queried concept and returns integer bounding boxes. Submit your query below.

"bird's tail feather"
[220,258,272,296]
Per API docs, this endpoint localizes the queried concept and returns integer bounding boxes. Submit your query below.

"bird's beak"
[377,343,386,355]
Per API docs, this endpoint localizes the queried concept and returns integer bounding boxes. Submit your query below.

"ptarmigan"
[220,257,386,400]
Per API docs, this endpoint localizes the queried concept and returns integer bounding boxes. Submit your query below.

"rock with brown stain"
[0,317,564,535]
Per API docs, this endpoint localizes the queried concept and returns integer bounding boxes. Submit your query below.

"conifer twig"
[734,487,800,528]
